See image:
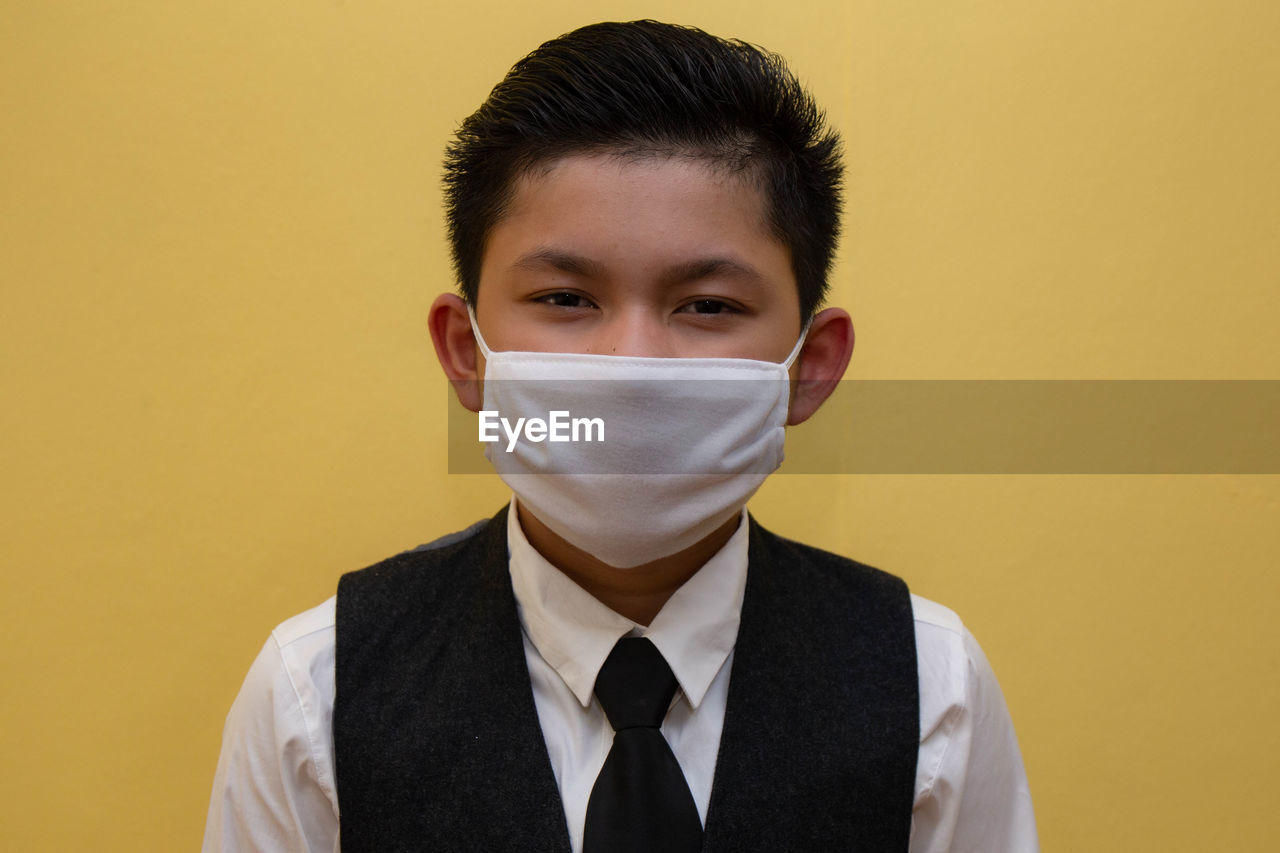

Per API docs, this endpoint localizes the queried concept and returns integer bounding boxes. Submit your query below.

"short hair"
[442,19,844,321]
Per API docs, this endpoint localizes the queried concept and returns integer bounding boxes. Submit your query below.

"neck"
[516,503,742,625]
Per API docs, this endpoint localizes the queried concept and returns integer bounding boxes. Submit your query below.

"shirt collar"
[506,497,749,710]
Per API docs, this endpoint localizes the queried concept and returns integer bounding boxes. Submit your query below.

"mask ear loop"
[466,304,495,361]
[781,319,813,369]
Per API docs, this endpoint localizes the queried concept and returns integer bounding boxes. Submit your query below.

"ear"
[428,292,484,413]
[786,307,854,426]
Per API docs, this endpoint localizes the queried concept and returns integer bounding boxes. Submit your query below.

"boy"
[204,20,1037,852]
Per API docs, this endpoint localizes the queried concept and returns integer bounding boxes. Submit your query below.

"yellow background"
[3,1,1277,849]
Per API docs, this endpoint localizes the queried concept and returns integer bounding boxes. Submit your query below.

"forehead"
[479,152,791,287]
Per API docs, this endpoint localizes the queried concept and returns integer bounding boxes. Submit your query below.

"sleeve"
[202,633,340,853]
[910,621,1039,853]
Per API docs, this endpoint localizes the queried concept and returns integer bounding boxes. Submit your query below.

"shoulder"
[227,596,337,764]
[337,513,499,607]
[253,514,503,710]
[206,518,511,849]
[751,519,987,709]
[334,512,512,687]
[910,593,967,670]
[273,595,337,649]
[908,592,999,701]
[264,596,337,704]
[910,592,964,634]
[906,593,1041,848]
[205,596,341,849]
[908,592,1018,793]
[909,593,973,708]
[747,519,909,600]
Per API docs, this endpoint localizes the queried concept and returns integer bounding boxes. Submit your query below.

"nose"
[589,310,674,358]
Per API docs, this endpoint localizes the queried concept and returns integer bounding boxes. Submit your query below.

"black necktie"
[583,637,703,853]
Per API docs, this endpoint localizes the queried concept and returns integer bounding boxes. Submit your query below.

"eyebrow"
[657,257,766,288]
[511,247,767,287]
[511,248,608,279]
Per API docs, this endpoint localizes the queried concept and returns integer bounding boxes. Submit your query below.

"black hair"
[442,19,843,320]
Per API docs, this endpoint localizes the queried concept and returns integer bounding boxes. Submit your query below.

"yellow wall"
[2,1,1277,849]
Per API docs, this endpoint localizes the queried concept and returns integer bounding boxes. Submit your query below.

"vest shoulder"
[337,512,502,612]
[749,520,908,595]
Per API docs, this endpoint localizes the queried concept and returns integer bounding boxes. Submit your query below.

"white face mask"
[469,307,808,568]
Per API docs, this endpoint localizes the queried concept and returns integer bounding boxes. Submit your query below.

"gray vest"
[334,507,919,851]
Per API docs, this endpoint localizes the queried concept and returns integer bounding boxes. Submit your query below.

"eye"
[534,291,597,309]
[678,299,741,316]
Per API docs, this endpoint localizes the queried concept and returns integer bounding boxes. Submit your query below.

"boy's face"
[471,153,805,370]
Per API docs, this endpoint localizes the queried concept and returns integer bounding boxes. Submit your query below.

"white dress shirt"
[203,504,1039,852]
